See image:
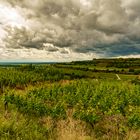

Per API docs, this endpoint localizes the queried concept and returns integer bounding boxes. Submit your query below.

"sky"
[0,0,140,62]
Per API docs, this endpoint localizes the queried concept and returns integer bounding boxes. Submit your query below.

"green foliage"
[127,109,140,129]
[131,77,140,85]
[0,67,67,88]
[4,79,140,129]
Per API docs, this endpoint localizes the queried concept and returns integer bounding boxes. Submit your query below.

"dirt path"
[116,74,121,80]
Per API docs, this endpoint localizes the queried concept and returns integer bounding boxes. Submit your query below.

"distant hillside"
[70,58,140,68]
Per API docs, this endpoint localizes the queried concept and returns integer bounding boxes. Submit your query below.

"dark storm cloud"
[105,43,140,57]
[1,0,140,58]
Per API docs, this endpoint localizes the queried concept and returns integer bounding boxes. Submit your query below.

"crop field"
[0,58,140,140]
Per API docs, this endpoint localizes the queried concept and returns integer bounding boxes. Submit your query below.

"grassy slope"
[0,80,140,139]
[0,59,140,140]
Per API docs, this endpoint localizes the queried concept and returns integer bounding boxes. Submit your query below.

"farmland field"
[0,58,140,140]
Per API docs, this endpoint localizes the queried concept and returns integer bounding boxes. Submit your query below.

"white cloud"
[0,47,99,61]
[0,0,140,61]
[117,54,140,58]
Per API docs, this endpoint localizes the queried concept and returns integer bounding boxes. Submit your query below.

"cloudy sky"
[0,0,140,61]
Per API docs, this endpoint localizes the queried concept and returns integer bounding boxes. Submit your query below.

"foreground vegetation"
[0,58,140,139]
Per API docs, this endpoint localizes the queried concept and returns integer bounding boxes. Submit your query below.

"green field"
[0,58,140,140]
